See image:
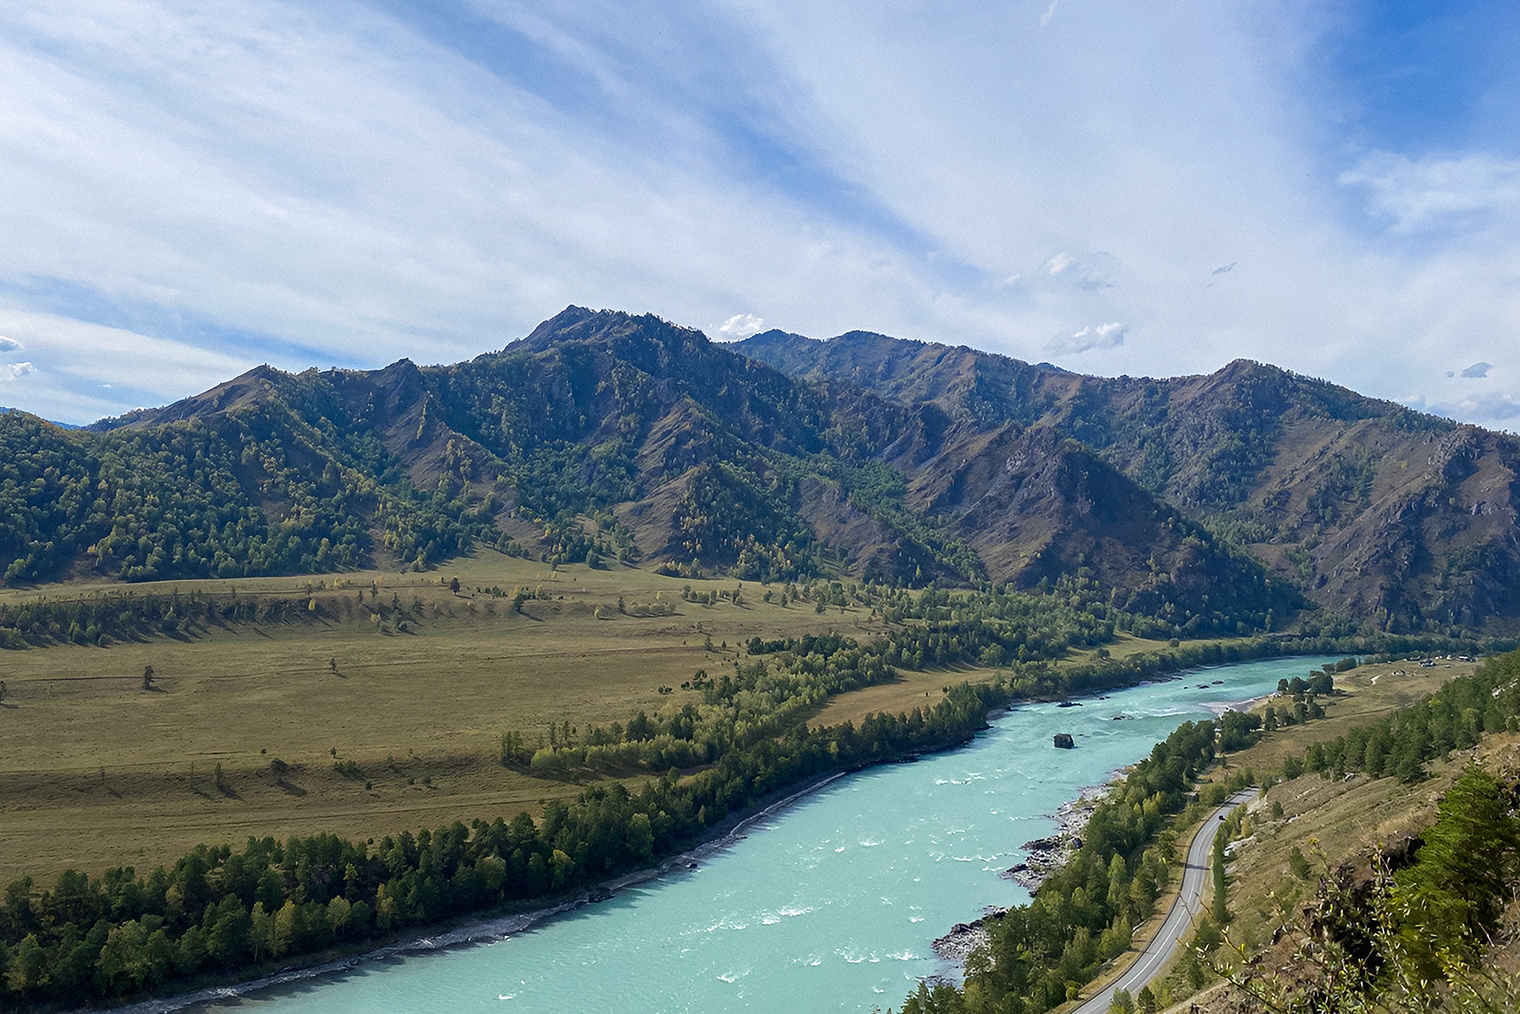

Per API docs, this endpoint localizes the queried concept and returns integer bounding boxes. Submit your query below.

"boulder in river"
[1053,733,1075,749]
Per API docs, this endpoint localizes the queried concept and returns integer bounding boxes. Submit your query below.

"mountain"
[5,308,953,587]
[897,423,1290,633]
[3,306,1512,636]
[735,329,1520,633]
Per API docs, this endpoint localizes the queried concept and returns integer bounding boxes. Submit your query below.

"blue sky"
[1,1,1518,426]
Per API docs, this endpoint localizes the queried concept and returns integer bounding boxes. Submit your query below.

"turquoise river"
[163,655,1333,1014]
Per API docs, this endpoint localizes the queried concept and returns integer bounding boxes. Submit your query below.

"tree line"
[0,590,319,649]
[898,721,1246,1014]
[1286,649,1520,784]
[0,682,1003,1006]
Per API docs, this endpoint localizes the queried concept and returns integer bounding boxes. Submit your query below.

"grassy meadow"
[0,551,900,881]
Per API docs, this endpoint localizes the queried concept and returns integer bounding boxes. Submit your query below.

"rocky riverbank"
[997,783,1109,891]
[933,917,993,965]
[931,781,1112,969]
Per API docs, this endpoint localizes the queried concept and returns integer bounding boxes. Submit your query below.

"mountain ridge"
[1,307,1513,636]
[735,327,1520,633]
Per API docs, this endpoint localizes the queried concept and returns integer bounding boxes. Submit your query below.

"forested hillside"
[737,329,1520,633]
[2,306,1515,638]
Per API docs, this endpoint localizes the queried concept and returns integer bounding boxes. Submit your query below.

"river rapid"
[173,655,1333,1014]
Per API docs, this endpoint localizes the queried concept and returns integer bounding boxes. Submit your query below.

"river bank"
[84,656,1335,1014]
[96,770,853,1014]
[924,670,1287,979]
[931,779,1114,969]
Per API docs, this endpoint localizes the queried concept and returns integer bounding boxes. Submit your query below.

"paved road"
[1070,788,1255,1014]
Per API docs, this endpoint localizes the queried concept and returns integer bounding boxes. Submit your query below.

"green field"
[0,551,897,881]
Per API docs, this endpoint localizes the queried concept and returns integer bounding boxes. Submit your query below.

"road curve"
[1070,788,1255,1014]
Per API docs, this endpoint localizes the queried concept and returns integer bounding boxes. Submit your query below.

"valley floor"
[0,552,897,881]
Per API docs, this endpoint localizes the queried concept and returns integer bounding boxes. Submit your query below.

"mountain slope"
[6,306,1510,635]
[895,423,1299,634]
[736,330,1520,633]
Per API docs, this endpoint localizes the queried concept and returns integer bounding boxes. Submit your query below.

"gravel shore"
[930,779,1115,974]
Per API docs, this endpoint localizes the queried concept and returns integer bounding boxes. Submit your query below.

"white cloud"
[715,313,765,340]
[0,305,253,420]
[0,335,22,352]
[1461,362,1493,379]
[0,0,982,390]
[1339,152,1520,236]
[1041,251,1116,291]
[0,361,35,381]
[1046,321,1126,355]
[0,0,1514,432]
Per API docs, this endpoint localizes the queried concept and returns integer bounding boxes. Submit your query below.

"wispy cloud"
[1339,151,1520,236]
[1040,0,1074,29]
[0,0,968,411]
[0,1,1516,429]
[0,304,253,420]
[1433,391,1520,425]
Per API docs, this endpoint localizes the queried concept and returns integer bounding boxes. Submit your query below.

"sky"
[1,1,1518,427]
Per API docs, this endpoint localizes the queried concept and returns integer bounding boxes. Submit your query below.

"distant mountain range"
[2,306,1516,636]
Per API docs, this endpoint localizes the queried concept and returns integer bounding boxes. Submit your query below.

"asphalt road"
[1070,788,1256,1014]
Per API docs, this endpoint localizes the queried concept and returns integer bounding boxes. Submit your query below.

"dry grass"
[811,666,986,729]
[0,556,1469,895]
[1206,657,1478,952]
[1227,770,1455,956]
[1157,721,1520,1013]
[1109,657,1479,1012]
[0,551,885,881]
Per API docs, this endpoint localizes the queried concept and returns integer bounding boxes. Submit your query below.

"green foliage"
[1238,767,1520,1013]
[670,460,813,580]
[1395,767,1520,969]
[1304,451,1378,530]
[1218,710,1263,752]
[927,721,1219,1014]
[1211,826,1231,925]
[1290,648,1520,783]
[0,590,318,648]
[0,393,491,584]
[0,682,1005,1007]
